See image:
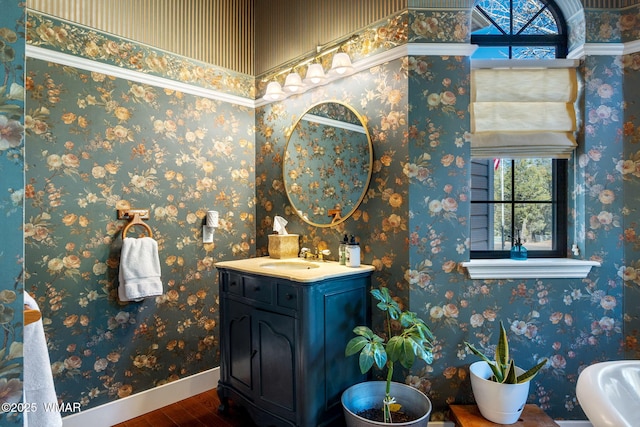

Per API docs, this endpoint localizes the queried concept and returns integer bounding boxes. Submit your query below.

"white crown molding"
[25,44,255,108]
[408,43,478,57]
[625,39,640,55]
[32,38,639,110]
[568,41,640,59]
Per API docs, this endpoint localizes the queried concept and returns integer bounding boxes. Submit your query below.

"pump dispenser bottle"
[339,234,348,265]
[345,235,360,268]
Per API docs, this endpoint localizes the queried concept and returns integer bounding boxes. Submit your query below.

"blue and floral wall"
[0,2,24,425]
[22,11,256,414]
[256,6,640,422]
[620,51,640,358]
[0,1,638,424]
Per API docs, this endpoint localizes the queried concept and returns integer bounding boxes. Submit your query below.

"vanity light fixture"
[304,63,326,85]
[261,45,354,101]
[283,71,305,93]
[329,52,354,76]
[263,81,287,101]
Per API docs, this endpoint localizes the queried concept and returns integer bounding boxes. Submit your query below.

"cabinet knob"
[285,293,293,300]
[253,285,260,291]
[230,281,238,287]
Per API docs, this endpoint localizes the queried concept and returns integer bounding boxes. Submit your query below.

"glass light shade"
[283,72,305,93]
[329,52,353,75]
[304,63,326,85]
[263,81,286,101]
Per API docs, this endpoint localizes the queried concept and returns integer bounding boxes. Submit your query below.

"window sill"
[461,258,600,279]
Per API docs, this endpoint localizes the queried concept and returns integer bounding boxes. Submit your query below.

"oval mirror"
[284,101,373,227]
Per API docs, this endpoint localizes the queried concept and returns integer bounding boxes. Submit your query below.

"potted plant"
[342,287,435,426]
[464,321,548,424]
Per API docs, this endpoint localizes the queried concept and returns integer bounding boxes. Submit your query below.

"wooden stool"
[449,404,560,427]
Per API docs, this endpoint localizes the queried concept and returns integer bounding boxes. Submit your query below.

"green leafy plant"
[345,287,435,423]
[465,321,547,384]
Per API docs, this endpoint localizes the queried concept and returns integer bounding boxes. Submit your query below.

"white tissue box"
[268,234,299,259]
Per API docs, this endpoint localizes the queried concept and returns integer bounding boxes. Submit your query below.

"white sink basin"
[576,360,640,427]
[260,260,320,270]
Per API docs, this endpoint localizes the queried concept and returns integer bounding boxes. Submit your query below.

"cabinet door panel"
[254,309,296,415]
[227,300,253,392]
[324,287,367,409]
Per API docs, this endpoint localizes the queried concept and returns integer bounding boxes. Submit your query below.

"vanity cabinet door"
[226,299,254,396]
[253,309,296,421]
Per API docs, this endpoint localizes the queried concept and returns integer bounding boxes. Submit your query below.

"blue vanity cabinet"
[217,266,372,427]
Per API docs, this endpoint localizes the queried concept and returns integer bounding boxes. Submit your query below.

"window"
[471,158,567,258]
[471,0,568,59]
[470,0,570,259]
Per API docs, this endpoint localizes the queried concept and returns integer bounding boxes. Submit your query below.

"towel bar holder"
[24,306,42,326]
[118,209,153,238]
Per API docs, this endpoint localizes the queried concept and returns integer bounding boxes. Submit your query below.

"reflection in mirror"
[284,102,373,227]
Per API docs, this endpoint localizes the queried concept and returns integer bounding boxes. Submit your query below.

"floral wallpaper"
[0,2,24,425]
[23,56,255,412]
[408,9,470,43]
[0,1,634,424]
[585,5,640,43]
[255,9,638,424]
[621,51,640,357]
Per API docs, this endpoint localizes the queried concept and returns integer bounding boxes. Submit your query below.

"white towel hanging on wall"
[23,292,63,427]
[118,236,163,302]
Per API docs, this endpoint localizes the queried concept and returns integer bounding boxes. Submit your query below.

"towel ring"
[122,214,153,238]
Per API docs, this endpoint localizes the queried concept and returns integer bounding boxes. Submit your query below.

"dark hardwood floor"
[112,388,257,427]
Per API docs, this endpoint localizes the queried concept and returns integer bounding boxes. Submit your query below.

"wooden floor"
[112,388,256,427]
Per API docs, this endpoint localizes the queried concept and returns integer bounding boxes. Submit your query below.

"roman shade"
[470,67,578,159]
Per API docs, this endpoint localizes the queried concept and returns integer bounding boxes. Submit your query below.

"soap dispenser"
[345,235,360,268]
[339,234,348,265]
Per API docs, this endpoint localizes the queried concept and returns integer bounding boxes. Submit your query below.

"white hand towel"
[23,292,63,427]
[118,237,163,302]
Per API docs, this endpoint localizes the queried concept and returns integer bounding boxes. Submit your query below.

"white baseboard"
[556,422,593,427]
[425,420,591,427]
[62,367,219,427]
[61,368,592,427]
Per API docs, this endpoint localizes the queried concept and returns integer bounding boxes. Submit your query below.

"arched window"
[469,0,572,259]
[471,0,568,59]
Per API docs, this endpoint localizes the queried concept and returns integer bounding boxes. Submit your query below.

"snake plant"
[465,321,547,384]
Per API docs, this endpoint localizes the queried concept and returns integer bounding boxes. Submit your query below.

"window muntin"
[471,158,567,259]
[471,0,567,59]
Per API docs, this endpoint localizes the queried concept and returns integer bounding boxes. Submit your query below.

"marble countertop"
[215,256,374,283]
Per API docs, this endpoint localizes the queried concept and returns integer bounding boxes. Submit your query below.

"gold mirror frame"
[283,101,373,227]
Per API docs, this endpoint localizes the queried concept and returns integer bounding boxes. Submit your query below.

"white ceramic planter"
[469,361,530,424]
